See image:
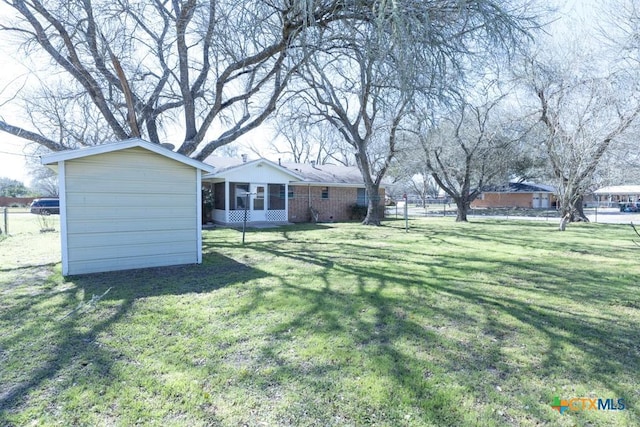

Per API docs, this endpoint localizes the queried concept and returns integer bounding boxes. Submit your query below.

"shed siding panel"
[64,147,198,275]
[68,253,195,275]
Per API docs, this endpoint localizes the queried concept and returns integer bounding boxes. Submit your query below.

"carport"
[41,138,214,275]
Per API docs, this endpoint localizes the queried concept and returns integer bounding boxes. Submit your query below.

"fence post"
[404,195,408,232]
[3,207,7,236]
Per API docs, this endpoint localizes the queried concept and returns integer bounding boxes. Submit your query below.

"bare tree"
[269,113,353,165]
[410,171,441,208]
[386,156,441,208]
[289,0,538,225]
[295,42,411,225]
[0,0,379,158]
[598,0,640,65]
[415,92,516,222]
[522,53,640,222]
[29,166,58,197]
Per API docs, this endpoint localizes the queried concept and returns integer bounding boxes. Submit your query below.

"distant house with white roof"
[593,185,640,208]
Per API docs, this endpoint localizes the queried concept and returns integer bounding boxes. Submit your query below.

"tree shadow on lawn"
[219,235,640,424]
[0,252,266,418]
[439,220,638,257]
[0,262,60,274]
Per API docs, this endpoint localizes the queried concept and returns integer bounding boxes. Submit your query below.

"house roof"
[41,138,215,172]
[481,182,555,194]
[281,162,368,186]
[204,156,373,187]
[594,185,640,195]
[204,157,304,180]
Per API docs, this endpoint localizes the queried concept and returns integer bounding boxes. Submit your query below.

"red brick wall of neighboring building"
[288,185,385,223]
[0,197,36,207]
[471,193,533,208]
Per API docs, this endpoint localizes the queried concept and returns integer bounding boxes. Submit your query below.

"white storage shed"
[41,138,214,275]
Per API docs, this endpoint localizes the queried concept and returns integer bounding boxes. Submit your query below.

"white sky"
[0,2,39,185]
[0,0,604,186]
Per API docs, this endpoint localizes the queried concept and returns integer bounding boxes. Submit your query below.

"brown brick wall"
[0,197,36,207]
[288,185,385,223]
[471,193,533,208]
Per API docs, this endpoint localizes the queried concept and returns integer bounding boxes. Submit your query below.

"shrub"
[348,204,368,220]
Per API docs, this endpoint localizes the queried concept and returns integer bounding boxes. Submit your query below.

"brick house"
[203,156,384,225]
[0,197,36,207]
[471,182,556,209]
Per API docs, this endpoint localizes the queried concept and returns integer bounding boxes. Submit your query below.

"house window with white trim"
[321,186,329,199]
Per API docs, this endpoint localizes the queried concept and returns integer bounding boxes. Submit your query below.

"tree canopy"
[0,0,539,163]
[0,177,31,197]
[0,0,383,158]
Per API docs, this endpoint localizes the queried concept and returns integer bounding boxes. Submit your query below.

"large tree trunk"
[572,195,589,222]
[560,194,590,223]
[362,182,382,225]
[454,197,469,222]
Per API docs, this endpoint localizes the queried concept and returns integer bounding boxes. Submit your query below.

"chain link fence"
[0,207,60,236]
[384,202,640,224]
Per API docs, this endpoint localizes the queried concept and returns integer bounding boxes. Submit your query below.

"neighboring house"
[471,182,556,209]
[0,197,35,207]
[41,138,214,276]
[203,156,384,224]
[593,185,640,208]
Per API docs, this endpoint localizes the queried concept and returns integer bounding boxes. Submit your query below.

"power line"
[0,150,38,158]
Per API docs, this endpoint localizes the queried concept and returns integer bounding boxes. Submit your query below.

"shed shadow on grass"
[0,252,265,417]
[72,252,264,301]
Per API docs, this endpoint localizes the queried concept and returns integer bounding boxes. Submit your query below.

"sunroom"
[202,158,303,225]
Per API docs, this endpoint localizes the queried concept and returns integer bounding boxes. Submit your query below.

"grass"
[0,209,60,264]
[0,216,638,426]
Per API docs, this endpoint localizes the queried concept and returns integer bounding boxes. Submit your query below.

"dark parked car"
[30,198,60,215]
[619,201,640,212]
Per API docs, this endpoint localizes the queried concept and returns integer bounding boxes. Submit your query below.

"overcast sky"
[0,0,604,186]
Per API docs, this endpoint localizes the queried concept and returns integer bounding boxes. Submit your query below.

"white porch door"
[251,183,267,221]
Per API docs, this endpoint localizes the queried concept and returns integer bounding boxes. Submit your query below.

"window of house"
[230,182,249,210]
[356,188,368,206]
[254,185,265,210]
[214,183,225,210]
[288,188,294,199]
[268,184,286,210]
[321,186,329,199]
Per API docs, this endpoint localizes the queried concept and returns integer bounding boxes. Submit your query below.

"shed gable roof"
[41,138,214,172]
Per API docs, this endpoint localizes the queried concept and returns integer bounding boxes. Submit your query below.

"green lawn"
[0,218,638,426]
